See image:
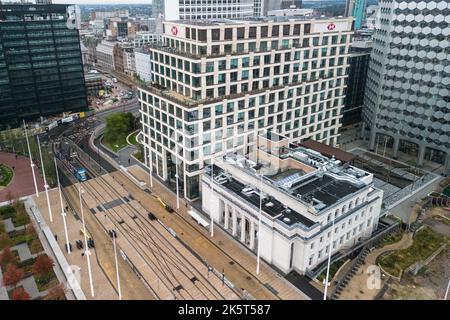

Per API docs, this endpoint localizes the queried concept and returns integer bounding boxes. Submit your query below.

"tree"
[2,264,25,288]
[104,112,135,146]
[11,287,30,300]
[32,254,54,280]
[47,283,67,300]
[0,233,12,250]
[0,247,16,268]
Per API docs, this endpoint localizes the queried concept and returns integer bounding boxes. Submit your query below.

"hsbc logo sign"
[327,23,336,31]
[171,26,178,36]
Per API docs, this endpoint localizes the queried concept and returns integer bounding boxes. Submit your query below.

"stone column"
[392,136,400,159]
[240,216,246,243]
[369,129,377,151]
[249,220,255,250]
[418,144,426,167]
[224,204,229,230]
[232,209,237,236]
[360,122,366,140]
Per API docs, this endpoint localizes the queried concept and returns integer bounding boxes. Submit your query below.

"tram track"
[76,154,239,300]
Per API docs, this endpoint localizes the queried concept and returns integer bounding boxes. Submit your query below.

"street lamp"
[174,130,180,210]
[112,233,122,300]
[444,277,450,300]
[145,147,153,188]
[54,157,71,254]
[78,185,95,298]
[23,120,39,197]
[323,213,337,300]
[37,134,53,223]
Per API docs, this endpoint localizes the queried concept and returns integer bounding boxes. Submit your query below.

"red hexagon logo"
[171,26,178,36]
[327,23,336,31]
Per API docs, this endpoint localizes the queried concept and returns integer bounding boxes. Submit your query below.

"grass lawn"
[0,164,14,187]
[128,131,140,147]
[374,231,404,249]
[102,136,128,153]
[316,258,348,282]
[377,227,448,277]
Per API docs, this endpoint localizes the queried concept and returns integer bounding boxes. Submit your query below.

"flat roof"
[292,174,363,207]
[299,139,355,163]
[171,16,350,27]
[213,166,315,228]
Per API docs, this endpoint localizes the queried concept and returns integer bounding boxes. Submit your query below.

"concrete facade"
[138,17,354,200]
[362,0,450,172]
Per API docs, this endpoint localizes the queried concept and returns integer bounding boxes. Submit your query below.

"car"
[108,230,117,238]
[88,238,95,248]
[65,243,73,253]
[148,212,157,220]
[165,205,174,213]
[76,240,83,249]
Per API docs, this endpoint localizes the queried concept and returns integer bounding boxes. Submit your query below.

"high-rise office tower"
[345,0,366,30]
[342,38,372,126]
[138,18,353,199]
[152,0,164,18]
[362,0,450,171]
[0,3,88,128]
[164,0,255,21]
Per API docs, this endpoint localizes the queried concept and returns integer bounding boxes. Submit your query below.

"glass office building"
[0,3,88,128]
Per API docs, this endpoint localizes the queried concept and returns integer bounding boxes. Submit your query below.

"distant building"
[132,32,163,48]
[152,0,164,18]
[202,133,382,274]
[345,0,366,30]
[95,40,116,70]
[281,0,302,9]
[342,39,372,126]
[267,8,313,17]
[135,49,152,83]
[91,9,129,21]
[164,0,255,21]
[0,3,88,128]
[106,17,137,39]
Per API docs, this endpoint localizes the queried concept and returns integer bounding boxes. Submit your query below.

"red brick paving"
[0,152,45,202]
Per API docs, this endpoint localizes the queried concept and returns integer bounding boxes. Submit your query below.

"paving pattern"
[0,152,45,202]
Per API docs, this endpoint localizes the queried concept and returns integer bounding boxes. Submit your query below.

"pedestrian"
[128,158,131,164]
[15,154,18,159]
[12,166,14,171]
[54,234,58,241]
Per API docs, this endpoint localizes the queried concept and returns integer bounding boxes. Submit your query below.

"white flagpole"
[54,157,71,254]
[210,155,214,238]
[78,184,95,297]
[113,235,122,300]
[174,131,180,210]
[256,172,262,275]
[37,134,53,223]
[23,120,39,197]
[323,214,336,300]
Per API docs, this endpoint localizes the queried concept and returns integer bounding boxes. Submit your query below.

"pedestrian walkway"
[0,152,45,202]
[10,242,35,262]
[125,165,309,300]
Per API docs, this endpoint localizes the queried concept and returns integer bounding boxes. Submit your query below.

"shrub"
[11,287,30,300]
[0,233,12,250]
